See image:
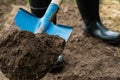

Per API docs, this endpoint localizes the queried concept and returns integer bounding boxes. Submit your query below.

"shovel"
[14,0,73,42]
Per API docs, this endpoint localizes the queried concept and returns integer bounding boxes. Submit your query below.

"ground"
[0,0,120,80]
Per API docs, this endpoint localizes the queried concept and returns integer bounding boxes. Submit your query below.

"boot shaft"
[76,0,101,25]
[29,0,56,23]
[29,0,51,8]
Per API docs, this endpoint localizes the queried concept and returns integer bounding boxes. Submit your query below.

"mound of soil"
[0,28,65,80]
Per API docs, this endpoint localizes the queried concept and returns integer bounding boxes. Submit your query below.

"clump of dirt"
[0,28,65,80]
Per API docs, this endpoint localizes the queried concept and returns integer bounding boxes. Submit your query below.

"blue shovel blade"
[14,8,41,33]
[46,23,73,42]
[14,8,73,42]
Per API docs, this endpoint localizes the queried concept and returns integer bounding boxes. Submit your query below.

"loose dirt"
[0,0,120,80]
[0,27,65,80]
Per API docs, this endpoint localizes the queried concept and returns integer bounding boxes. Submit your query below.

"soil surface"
[0,27,65,80]
[0,0,120,80]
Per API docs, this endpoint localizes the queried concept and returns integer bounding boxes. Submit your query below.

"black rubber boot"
[29,0,64,72]
[76,0,120,45]
[29,0,56,24]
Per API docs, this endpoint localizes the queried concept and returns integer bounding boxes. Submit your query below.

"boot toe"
[92,29,120,44]
[102,30,120,44]
[83,24,120,45]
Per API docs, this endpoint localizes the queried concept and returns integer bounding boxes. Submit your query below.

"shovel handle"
[42,0,63,22]
[36,0,63,34]
[51,0,63,6]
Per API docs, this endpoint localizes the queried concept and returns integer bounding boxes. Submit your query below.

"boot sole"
[82,26,120,46]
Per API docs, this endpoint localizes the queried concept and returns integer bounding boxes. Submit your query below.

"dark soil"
[0,0,120,80]
[0,28,65,80]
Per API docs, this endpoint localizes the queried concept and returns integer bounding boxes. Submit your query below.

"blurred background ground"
[0,0,120,80]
